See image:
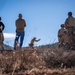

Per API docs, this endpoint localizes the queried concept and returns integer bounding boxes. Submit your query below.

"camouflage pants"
[29,43,34,48]
[70,39,75,50]
[67,27,73,37]
[0,33,4,50]
[58,37,63,48]
[63,43,70,50]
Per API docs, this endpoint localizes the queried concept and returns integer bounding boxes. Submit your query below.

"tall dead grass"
[0,48,75,75]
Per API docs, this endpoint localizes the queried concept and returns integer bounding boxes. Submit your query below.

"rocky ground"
[0,48,75,75]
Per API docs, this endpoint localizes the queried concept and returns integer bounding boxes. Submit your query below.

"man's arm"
[65,18,68,28]
[35,39,41,42]
[1,22,5,31]
[58,30,61,37]
[24,20,26,27]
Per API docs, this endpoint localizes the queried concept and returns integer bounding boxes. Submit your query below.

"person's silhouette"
[0,17,5,50]
[14,13,26,50]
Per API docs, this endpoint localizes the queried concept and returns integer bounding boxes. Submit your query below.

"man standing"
[58,24,66,48]
[65,12,75,36]
[64,12,75,50]
[0,17,5,50]
[14,13,26,50]
[61,30,70,50]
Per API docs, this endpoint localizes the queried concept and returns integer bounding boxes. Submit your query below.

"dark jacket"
[0,22,5,33]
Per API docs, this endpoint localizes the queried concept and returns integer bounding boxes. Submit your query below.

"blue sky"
[0,0,75,47]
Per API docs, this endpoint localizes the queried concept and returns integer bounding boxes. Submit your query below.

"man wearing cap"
[14,13,26,50]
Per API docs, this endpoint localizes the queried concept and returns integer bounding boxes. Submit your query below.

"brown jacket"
[65,16,75,28]
[16,19,26,32]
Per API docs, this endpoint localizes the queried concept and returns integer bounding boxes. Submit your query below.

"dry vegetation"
[0,48,75,75]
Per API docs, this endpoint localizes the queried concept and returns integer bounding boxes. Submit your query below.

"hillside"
[0,44,13,50]
[0,46,75,75]
[38,42,58,49]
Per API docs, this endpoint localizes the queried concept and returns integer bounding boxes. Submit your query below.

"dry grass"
[0,48,75,75]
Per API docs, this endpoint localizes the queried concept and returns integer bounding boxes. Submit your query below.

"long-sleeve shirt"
[65,16,75,28]
[16,18,26,32]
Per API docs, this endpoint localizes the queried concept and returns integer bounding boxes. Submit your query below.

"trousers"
[14,31,25,50]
